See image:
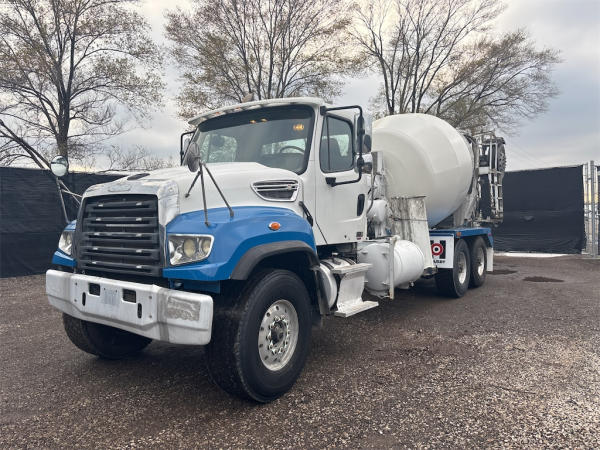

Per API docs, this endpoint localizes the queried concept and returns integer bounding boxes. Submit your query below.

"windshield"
[187,105,315,174]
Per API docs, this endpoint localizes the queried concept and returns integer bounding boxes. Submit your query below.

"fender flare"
[230,240,319,280]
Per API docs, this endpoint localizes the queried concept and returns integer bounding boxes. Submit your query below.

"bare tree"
[105,145,173,171]
[0,114,50,168]
[429,30,560,130]
[352,0,560,131]
[165,0,355,117]
[0,0,164,166]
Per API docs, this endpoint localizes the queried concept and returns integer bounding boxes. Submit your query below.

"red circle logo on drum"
[431,243,444,257]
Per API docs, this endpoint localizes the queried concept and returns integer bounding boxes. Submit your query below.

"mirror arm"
[49,155,81,222]
[54,177,69,225]
[184,160,235,224]
[184,169,201,199]
[184,163,211,226]
[198,164,210,227]
[203,163,234,218]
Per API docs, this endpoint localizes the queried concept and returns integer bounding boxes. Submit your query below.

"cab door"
[314,115,368,245]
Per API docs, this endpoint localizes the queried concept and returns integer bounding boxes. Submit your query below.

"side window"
[320,116,354,173]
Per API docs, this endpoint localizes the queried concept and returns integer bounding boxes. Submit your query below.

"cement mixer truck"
[45,97,505,402]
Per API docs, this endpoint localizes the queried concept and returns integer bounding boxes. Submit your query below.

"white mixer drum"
[372,114,474,226]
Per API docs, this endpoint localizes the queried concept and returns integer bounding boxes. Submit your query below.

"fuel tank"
[372,113,474,226]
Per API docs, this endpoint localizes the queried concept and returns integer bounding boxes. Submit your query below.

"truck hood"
[84,162,302,224]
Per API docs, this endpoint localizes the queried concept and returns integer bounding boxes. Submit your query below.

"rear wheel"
[62,314,151,359]
[435,239,471,298]
[469,237,487,288]
[206,269,312,403]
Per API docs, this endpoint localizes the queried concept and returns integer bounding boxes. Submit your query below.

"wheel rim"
[457,251,468,284]
[258,299,299,371]
[476,247,485,277]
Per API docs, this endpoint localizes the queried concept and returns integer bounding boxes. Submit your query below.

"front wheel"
[206,269,312,402]
[62,314,151,359]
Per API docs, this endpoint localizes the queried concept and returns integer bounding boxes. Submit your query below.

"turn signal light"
[268,222,281,231]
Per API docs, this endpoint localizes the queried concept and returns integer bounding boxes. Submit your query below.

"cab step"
[334,300,379,318]
[330,263,378,317]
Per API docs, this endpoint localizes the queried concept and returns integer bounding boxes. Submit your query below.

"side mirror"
[363,134,372,153]
[356,115,365,172]
[361,152,373,174]
[50,155,69,177]
[183,141,200,172]
[180,130,195,164]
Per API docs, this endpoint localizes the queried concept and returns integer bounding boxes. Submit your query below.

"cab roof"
[188,97,327,126]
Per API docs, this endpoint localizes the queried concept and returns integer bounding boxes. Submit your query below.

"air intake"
[252,180,299,202]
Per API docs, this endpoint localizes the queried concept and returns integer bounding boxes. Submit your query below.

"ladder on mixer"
[475,132,505,225]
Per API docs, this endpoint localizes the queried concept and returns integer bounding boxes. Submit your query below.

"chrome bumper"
[46,270,213,345]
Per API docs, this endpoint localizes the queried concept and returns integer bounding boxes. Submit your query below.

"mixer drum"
[372,114,474,226]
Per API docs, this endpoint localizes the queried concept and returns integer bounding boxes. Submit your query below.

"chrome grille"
[77,194,161,276]
[252,179,299,201]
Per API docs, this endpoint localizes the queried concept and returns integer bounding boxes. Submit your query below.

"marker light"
[268,222,281,231]
[292,123,304,131]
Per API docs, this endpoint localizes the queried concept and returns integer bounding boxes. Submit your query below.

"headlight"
[58,230,73,255]
[168,234,213,266]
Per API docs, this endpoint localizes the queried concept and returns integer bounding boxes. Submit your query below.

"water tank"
[372,114,474,226]
[358,240,425,294]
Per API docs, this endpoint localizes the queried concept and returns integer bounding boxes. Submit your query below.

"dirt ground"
[1,255,599,448]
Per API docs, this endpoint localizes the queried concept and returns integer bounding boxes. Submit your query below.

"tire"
[469,237,487,288]
[435,239,471,298]
[62,314,151,359]
[206,269,312,403]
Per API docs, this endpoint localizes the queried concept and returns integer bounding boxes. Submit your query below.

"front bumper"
[46,270,213,345]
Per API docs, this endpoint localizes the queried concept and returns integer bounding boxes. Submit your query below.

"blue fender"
[164,206,316,282]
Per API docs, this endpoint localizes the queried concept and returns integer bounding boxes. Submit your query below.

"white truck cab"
[183,97,368,246]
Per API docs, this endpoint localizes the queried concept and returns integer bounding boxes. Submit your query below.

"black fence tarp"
[0,167,121,277]
[494,165,585,254]
[0,164,590,277]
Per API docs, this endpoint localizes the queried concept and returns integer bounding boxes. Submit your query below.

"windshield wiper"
[185,161,234,226]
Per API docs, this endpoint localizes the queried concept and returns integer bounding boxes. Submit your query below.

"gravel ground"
[1,255,599,448]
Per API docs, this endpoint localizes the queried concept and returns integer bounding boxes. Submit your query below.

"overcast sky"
[112,0,600,171]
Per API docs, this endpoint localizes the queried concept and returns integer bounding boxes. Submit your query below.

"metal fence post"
[591,160,597,257]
